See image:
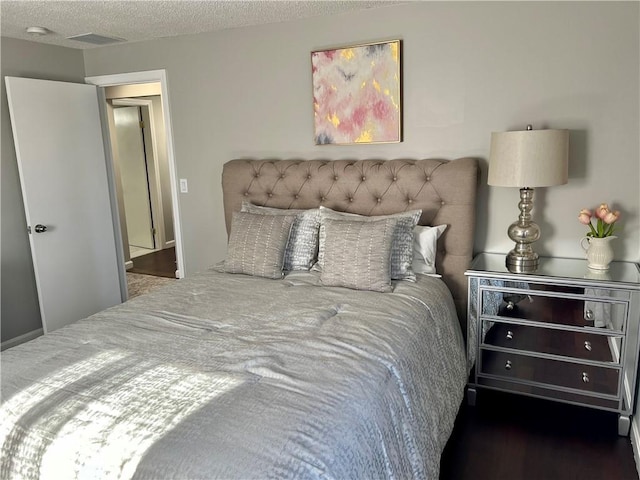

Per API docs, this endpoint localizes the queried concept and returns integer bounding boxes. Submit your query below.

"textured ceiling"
[1,0,401,49]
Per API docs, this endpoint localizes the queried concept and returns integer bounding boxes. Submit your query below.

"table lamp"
[488,125,569,273]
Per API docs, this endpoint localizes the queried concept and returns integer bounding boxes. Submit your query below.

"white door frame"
[85,70,185,281]
[112,98,166,251]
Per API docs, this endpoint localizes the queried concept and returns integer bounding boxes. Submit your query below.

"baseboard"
[632,416,640,478]
[165,240,175,248]
[125,260,134,270]
[1,328,44,351]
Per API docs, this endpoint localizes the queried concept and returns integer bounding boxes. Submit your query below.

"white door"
[5,76,122,333]
[113,106,155,250]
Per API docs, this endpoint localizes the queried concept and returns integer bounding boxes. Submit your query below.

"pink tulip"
[595,203,610,219]
[603,210,620,225]
[578,209,592,225]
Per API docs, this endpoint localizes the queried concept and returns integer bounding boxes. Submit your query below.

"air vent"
[66,33,125,45]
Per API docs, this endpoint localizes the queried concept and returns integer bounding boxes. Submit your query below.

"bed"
[1,157,478,479]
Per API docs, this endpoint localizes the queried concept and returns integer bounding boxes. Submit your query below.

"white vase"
[580,236,616,270]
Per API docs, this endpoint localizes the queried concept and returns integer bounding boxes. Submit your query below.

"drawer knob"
[584,341,592,351]
[582,372,590,383]
[505,360,512,370]
[584,309,594,321]
[506,330,514,340]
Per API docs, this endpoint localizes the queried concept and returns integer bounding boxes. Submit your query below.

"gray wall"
[1,37,86,342]
[83,1,640,275]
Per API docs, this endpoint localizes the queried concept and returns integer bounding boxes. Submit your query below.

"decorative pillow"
[241,202,320,271]
[315,206,422,281]
[320,217,398,293]
[224,211,296,279]
[412,224,447,275]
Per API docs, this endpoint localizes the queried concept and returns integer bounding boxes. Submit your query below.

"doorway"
[106,85,178,292]
[85,70,184,299]
[112,104,157,256]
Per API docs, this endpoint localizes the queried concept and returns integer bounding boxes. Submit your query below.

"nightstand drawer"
[479,349,620,397]
[480,288,626,332]
[482,321,622,364]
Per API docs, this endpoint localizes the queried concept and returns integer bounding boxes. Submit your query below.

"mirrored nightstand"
[466,253,640,436]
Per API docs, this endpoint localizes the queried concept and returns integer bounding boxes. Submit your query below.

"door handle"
[34,224,48,233]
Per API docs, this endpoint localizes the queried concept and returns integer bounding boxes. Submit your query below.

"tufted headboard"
[222,158,478,328]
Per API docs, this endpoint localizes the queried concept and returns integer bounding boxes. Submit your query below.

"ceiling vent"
[66,33,125,45]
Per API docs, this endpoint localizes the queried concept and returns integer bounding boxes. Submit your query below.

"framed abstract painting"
[311,40,402,145]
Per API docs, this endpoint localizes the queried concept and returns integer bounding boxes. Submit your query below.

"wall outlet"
[179,178,188,193]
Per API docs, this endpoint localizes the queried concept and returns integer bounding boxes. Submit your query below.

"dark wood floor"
[130,247,176,278]
[440,389,638,480]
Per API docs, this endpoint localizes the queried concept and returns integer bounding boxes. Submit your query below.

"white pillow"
[412,224,447,275]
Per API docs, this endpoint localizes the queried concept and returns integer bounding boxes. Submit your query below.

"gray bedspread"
[1,268,466,480]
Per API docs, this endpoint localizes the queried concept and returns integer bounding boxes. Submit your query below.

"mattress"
[1,267,466,479]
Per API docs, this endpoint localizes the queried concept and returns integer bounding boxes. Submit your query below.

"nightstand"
[466,253,640,436]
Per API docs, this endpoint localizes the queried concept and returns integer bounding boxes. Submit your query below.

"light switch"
[179,178,188,193]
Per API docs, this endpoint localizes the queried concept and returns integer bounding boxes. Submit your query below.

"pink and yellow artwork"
[312,40,401,145]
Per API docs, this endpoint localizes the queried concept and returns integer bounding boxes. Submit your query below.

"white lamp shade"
[488,128,569,187]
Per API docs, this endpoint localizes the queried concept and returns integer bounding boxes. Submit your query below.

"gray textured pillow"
[320,217,398,293]
[241,202,320,271]
[224,211,295,279]
[315,206,422,281]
